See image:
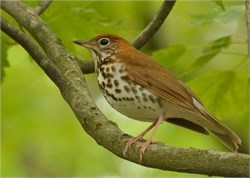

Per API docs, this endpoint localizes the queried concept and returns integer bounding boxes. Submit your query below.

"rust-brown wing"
[118,46,197,111]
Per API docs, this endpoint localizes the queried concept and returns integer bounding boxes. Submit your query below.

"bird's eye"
[99,38,110,46]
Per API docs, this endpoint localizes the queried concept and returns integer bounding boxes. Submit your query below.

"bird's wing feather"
[119,47,197,111]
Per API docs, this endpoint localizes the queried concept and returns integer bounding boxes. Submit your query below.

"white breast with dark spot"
[95,62,164,121]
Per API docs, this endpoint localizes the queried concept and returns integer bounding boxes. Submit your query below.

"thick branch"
[2,1,65,65]
[132,0,176,49]
[1,1,249,177]
[0,17,65,89]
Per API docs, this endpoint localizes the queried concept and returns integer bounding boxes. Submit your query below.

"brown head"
[73,34,132,60]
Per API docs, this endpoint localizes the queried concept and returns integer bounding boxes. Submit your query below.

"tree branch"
[76,58,95,75]
[132,0,176,49]
[1,1,249,177]
[34,0,52,15]
[0,17,65,89]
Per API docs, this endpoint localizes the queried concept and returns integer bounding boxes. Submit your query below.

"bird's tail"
[165,97,241,151]
[190,96,242,151]
[206,113,241,152]
[202,110,241,152]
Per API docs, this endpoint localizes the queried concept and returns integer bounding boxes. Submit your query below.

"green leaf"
[202,35,231,54]
[151,44,186,71]
[212,0,226,11]
[216,5,245,23]
[188,70,248,124]
[191,12,218,25]
[189,35,231,72]
[191,5,244,25]
[1,33,11,82]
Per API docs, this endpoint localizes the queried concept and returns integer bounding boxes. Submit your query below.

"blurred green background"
[1,1,248,177]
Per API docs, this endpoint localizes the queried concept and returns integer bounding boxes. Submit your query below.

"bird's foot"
[124,137,159,163]
[123,136,144,156]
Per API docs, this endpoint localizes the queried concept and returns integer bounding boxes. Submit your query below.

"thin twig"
[34,0,52,15]
[76,59,95,74]
[132,0,176,49]
[0,17,66,89]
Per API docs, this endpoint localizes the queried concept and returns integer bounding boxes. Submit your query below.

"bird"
[73,34,241,162]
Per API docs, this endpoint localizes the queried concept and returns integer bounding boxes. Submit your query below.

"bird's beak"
[73,40,93,49]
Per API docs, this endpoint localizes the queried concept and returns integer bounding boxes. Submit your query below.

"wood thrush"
[74,34,241,162]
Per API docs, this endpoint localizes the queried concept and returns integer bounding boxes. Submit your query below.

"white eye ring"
[99,38,110,46]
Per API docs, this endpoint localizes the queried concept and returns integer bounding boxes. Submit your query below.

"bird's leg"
[123,118,159,156]
[138,115,165,163]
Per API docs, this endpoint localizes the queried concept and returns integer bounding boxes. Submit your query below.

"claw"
[123,136,143,156]
[139,140,152,163]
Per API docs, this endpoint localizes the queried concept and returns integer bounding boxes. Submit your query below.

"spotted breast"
[96,61,164,122]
